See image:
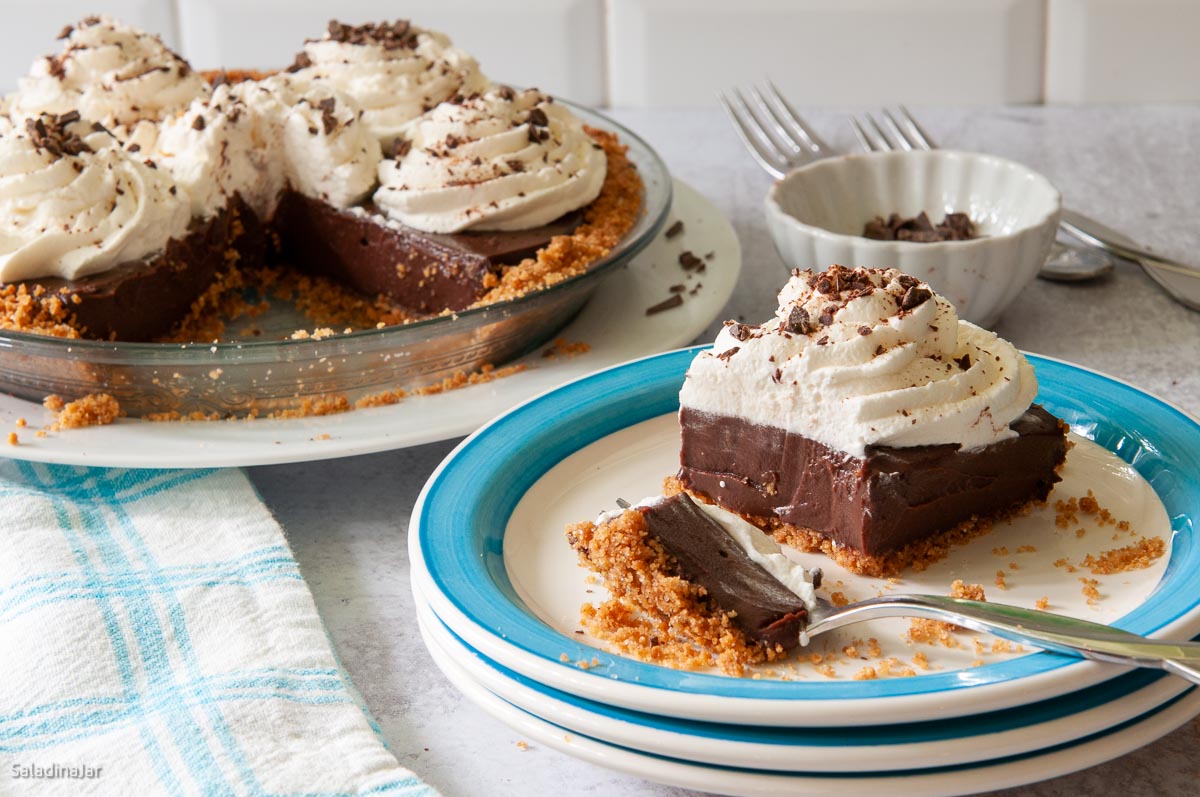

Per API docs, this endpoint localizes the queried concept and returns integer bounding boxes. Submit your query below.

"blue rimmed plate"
[417,595,1200,797]
[414,583,1192,773]
[410,348,1200,726]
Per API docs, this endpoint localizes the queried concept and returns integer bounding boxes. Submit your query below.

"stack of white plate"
[409,347,1200,796]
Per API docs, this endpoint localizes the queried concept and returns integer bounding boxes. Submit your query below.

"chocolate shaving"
[25,114,92,158]
[506,159,525,173]
[783,306,817,335]
[898,286,933,310]
[954,353,973,370]
[191,114,206,131]
[669,284,686,293]
[863,211,978,242]
[664,220,684,239]
[728,322,753,341]
[857,325,872,336]
[679,251,705,271]
[496,85,516,101]
[57,24,74,40]
[716,347,740,361]
[287,52,313,73]
[322,19,418,50]
[387,137,411,159]
[645,295,684,315]
[317,97,338,135]
[526,107,549,128]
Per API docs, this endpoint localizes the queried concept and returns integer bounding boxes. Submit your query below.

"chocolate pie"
[0,17,642,342]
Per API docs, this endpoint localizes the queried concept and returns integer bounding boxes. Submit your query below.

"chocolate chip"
[664,220,684,239]
[783,306,817,335]
[898,286,933,310]
[645,295,684,315]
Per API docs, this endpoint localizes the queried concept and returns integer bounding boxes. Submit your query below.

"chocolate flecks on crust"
[25,113,92,158]
[322,19,419,50]
[646,295,684,315]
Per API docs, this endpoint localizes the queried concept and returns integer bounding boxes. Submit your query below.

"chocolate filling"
[640,493,809,649]
[16,207,238,342]
[678,405,1067,558]
[274,191,582,315]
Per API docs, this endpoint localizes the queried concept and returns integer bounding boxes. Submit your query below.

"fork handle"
[806,595,1200,686]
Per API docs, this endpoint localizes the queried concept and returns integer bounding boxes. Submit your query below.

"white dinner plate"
[0,180,738,468]
[417,603,1200,797]
[414,584,1191,774]
[411,348,1200,726]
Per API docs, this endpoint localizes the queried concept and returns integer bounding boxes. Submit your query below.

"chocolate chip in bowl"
[764,150,1061,327]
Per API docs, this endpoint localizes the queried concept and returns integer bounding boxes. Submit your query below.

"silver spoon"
[1039,237,1117,282]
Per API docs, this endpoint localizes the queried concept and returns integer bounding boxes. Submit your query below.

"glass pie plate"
[0,104,671,418]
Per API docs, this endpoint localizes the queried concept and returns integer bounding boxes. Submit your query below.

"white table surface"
[249,106,1200,797]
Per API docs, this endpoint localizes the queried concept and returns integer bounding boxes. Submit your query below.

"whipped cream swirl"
[7,16,211,138]
[374,87,606,233]
[0,113,192,283]
[291,20,488,143]
[153,82,281,219]
[680,266,1038,457]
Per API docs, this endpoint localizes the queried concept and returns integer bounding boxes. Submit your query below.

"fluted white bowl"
[765,150,1061,327]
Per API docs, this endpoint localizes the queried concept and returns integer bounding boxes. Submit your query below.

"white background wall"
[2,0,1198,105]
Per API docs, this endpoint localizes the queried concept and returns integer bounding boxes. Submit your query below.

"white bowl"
[765,150,1062,327]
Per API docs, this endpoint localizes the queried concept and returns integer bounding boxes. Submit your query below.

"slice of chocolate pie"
[677,265,1068,576]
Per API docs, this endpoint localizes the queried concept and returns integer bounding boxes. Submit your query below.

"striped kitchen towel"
[0,460,436,797]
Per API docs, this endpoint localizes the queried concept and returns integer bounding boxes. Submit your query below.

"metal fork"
[848,107,1116,283]
[718,81,833,178]
[805,592,1200,686]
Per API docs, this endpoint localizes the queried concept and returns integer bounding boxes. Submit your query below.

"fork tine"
[851,115,891,152]
[895,105,937,150]
[762,80,832,156]
[880,109,913,151]
[744,86,809,164]
[718,90,786,178]
[849,117,874,152]
[864,113,894,150]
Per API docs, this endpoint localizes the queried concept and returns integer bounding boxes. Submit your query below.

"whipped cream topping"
[680,266,1038,457]
[274,78,382,209]
[603,496,818,612]
[153,76,381,219]
[7,16,211,138]
[0,113,192,283]
[291,20,488,144]
[373,87,606,233]
[153,83,280,219]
